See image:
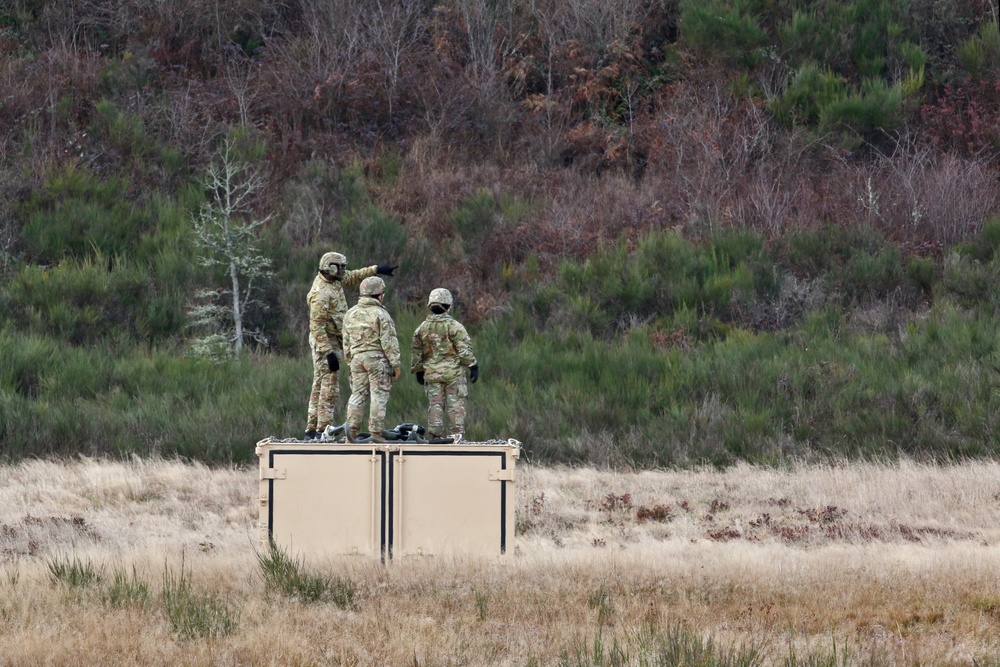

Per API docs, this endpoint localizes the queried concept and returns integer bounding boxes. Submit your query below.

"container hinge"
[489,469,514,482]
[261,468,286,480]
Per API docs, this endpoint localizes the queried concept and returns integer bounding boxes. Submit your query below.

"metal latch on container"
[489,469,514,481]
[260,468,286,480]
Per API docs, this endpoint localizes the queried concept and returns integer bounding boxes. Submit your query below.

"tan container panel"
[256,439,519,561]
[391,448,513,558]
[264,448,384,559]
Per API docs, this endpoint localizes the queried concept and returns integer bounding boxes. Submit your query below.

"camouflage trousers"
[346,351,394,435]
[424,376,468,439]
[306,346,341,432]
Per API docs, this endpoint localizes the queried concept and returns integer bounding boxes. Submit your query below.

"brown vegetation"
[3,1,999,319]
[3,458,1000,664]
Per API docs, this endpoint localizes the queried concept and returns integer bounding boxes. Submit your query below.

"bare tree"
[416,71,476,146]
[224,59,260,127]
[368,0,426,121]
[563,0,649,62]
[668,87,749,234]
[874,134,1000,244]
[737,165,794,236]
[525,0,576,162]
[188,135,273,359]
[282,0,370,120]
[456,0,504,98]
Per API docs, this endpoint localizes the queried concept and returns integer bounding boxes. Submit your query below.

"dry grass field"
[2,456,1000,666]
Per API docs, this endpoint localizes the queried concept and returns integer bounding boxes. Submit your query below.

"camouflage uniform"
[305,259,377,433]
[410,311,477,439]
[343,288,400,436]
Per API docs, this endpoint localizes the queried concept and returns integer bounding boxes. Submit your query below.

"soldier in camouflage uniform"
[410,288,478,440]
[305,252,397,440]
[343,276,401,440]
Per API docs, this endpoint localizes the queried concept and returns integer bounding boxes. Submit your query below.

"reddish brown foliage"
[797,505,848,524]
[635,504,673,523]
[601,493,633,512]
[706,526,742,541]
[919,80,1000,156]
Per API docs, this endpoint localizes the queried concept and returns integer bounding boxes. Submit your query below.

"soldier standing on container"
[305,252,397,440]
[343,276,401,440]
[410,288,478,440]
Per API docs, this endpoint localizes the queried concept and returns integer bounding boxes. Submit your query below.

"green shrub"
[48,555,104,589]
[906,256,937,296]
[548,231,765,339]
[779,10,843,70]
[964,216,1000,263]
[162,559,239,640]
[20,166,152,262]
[337,207,408,280]
[4,191,193,346]
[9,171,192,345]
[840,246,904,302]
[772,63,849,126]
[775,226,888,279]
[92,99,154,159]
[99,51,158,97]
[3,255,150,344]
[559,622,764,666]
[257,541,358,608]
[896,40,928,72]
[767,0,922,132]
[817,78,903,134]
[281,162,412,274]
[449,189,498,256]
[680,0,770,68]
[957,19,1000,76]
[0,332,57,398]
[0,335,310,462]
[105,564,151,607]
[939,250,1000,308]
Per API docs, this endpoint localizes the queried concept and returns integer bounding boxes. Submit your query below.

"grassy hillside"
[2,1,1000,465]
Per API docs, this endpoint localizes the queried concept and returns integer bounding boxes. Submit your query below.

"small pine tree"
[188,135,273,359]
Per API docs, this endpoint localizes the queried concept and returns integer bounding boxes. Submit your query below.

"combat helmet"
[360,276,385,296]
[428,288,453,307]
[319,252,347,272]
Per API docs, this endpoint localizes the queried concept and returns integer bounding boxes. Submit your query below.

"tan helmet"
[360,276,385,296]
[428,288,453,307]
[319,252,347,272]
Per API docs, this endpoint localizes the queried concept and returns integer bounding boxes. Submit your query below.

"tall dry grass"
[2,457,1000,665]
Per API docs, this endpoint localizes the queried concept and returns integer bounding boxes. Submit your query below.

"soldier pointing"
[304,252,397,440]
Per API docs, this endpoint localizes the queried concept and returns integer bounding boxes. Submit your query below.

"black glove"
[376,264,398,276]
[326,352,339,373]
[469,364,479,383]
[415,371,424,385]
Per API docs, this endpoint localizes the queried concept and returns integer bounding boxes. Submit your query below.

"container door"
[389,447,513,558]
[265,448,385,559]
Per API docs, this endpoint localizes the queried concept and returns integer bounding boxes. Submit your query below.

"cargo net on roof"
[265,422,518,446]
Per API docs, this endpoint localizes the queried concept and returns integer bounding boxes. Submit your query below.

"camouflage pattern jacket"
[410,313,476,383]
[307,266,377,354]
[342,297,401,371]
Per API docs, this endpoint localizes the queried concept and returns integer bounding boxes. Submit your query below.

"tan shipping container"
[256,438,521,561]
